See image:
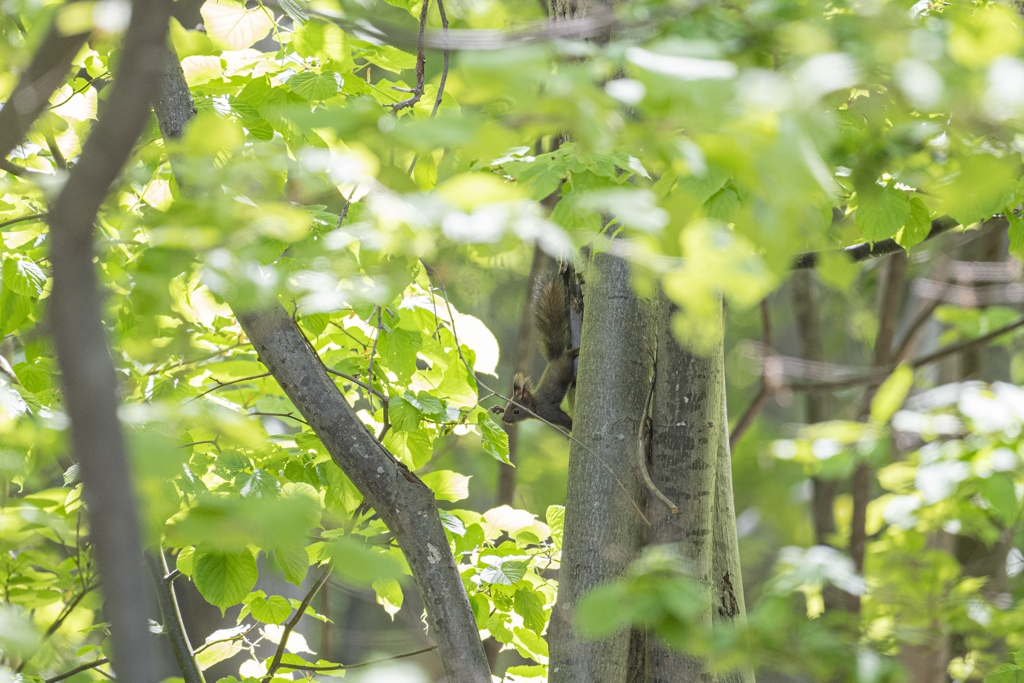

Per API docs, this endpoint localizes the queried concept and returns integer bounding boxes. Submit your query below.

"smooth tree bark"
[791,271,839,547]
[45,1,173,681]
[645,294,723,681]
[151,47,492,683]
[0,0,91,162]
[548,250,652,683]
[147,551,205,683]
[234,303,492,683]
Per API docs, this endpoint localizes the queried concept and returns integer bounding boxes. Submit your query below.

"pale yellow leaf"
[201,0,274,50]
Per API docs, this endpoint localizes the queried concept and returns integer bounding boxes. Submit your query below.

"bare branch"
[262,567,332,683]
[280,646,439,673]
[387,0,429,112]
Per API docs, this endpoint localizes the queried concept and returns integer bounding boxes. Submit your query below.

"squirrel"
[492,277,579,431]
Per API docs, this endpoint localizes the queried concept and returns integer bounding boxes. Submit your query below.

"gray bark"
[645,293,722,682]
[712,398,753,683]
[234,303,491,683]
[153,46,491,683]
[147,552,205,683]
[548,251,651,683]
[45,1,173,681]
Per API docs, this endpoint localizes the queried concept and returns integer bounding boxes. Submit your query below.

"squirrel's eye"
[513,409,520,414]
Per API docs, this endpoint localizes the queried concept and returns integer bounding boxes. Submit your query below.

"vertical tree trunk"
[713,374,754,683]
[790,271,837,547]
[645,294,722,681]
[548,251,652,683]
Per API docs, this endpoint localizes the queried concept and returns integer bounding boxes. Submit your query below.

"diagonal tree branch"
[793,216,960,269]
[45,1,173,681]
[0,0,92,162]
[150,46,491,683]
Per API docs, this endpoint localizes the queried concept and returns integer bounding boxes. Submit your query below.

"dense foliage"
[4,0,1024,680]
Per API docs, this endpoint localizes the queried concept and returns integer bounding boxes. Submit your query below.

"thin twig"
[262,566,333,683]
[249,411,310,426]
[48,72,107,110]
[192,623,258,655]
[892,296,942,362]
[788,313,1024,392]
[17,583,98,672]
[324,367,387,401]
[0,212,47,230]
[408,0,450,175]
[188,372,271,403]
[367,307,383,414]
[387,0,429,112]
[279,645,439,672]
[178,440,218,449]
[336,186,357,229]
[422,261,651,526]
[45,658,110,683]
[46,132,67,171]
[729,297,773,450]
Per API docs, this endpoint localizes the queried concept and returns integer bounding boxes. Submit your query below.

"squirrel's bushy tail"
[534,279,571,362]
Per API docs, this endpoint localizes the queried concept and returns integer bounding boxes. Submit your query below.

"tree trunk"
[645,293,722,681]
[713,369,753,683]
[44,2,173,681]
[548,250,652,683]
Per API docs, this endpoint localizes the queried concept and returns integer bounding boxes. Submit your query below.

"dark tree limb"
[146,551,205,683]
[235,303,491,683]
[0,0,91,162]
[793,216,960,269]
[45,1,173,681]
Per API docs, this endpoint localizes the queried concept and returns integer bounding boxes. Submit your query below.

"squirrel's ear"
[512,373,531,397]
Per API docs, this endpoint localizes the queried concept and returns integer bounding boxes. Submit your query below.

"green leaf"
[1009,212,1024,263]
[421,470,471,502]
[940,153,1019,226]
[477,556,528,585]
[980,474,1019,525]
[1015,646,1024,667]
[387,395,422,432]
[329,536,402,584]
[273,545,310,586]
[372,577,403,618]
[895,196,932,249]
[856,186,910,243]
[2,256,45,297]
[176,546,195,577]
[546,505,565,552]
[870,364,913,426]
[379,327,421,383]
[513,588,546,634]
[575,582,631,638]
[292,20,348,65]
[192,545,259,611]
[250,595,292,624]
[287,72,342,101]
[279,0,308,24]
[478,412,511,465]
[470,593,490,628]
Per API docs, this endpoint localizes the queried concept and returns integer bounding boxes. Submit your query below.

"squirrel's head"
[500,373,536,424]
